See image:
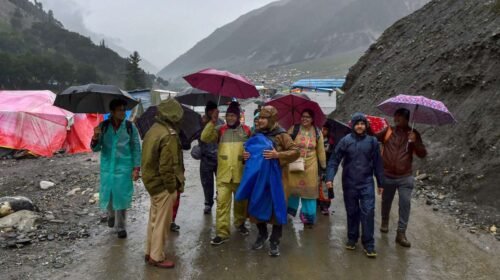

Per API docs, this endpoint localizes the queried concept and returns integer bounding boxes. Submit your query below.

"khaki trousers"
[145,190,177,262]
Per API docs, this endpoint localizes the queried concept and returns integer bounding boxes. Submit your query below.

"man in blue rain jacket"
[325,112,384,258]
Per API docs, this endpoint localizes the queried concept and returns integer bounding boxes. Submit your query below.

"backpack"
[101,119,133,136]
[290,124,321,142]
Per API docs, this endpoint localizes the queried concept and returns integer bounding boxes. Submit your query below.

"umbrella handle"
[218,94,221,106]
[406,105,418,152]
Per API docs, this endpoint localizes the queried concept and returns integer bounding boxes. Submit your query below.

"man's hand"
[263,149,279,160]
[92,126,101,140]
[132,169,140,181]
[377,188,384,196]
[211,109,220,123]
[326,181,333,189]
[243,151,250,161]
[408,131,417,143]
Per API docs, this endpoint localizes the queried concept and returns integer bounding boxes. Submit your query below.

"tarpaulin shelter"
[0,90,74,157]
[64,113,103,154]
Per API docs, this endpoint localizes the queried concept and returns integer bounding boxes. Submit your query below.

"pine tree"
[125,51,146,90]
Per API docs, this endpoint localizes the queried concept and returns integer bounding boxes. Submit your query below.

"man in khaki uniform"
[142,98,185,269]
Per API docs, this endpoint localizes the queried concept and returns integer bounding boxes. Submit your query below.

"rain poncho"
[92,120,141,210]
[236,134,287,225]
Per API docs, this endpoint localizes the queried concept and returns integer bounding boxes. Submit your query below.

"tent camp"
[0,90,96,157]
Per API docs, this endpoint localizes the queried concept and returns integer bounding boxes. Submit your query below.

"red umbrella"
[348,114,389,135]
[265,93,326,130]
[183,68,259,99]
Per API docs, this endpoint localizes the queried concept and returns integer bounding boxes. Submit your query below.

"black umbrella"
[324,118,351,148]
[175,87,232,107]
[135,105,202,150]
[54,84,139,113]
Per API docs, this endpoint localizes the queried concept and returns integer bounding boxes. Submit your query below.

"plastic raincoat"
[92,120,141,210]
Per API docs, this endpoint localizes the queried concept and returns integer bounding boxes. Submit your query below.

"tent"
[0,90,74,157]
[64,113,103,154]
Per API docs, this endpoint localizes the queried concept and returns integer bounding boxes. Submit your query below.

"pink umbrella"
[265,93,326,130]
[183,68,259,99]
[377,94,456,126]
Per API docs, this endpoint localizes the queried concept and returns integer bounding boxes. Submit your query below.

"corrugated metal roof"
[291,79,345,91]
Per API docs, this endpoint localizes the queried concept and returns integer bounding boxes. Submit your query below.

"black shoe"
[237,224,250,236]
[345,240,356,250]
[203,206,211,215]
[269,241,280,257]
[107,217,115,228]
[117,230,127,239]
[210,236,228,246]
[364,248,377,258]
[170,223,180,233]
[252,235,267,250]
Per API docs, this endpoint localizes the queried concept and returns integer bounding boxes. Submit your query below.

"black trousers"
[257,223,283,243]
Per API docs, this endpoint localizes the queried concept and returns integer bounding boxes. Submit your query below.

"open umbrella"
[135,105,201,150]
[54,84,139,114]
[324,119,351,147]
[175,87,232,106]
[265,93,326,130]
[377,94,456,126]
[347,114,389,135]
[183,68,259,100]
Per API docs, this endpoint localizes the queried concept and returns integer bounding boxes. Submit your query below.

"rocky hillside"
[335,0,500,211]
[159,0,429,79]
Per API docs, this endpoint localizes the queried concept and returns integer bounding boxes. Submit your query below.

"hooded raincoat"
[92,119,141,210]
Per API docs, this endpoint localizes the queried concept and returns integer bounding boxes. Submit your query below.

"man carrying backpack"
[201,101,252,246]
[91,99,142,239]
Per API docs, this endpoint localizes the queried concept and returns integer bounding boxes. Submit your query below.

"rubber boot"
[380,219,389,233]
[396,230,411,248]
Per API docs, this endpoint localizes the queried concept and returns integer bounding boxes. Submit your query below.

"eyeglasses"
[301,115,312,119]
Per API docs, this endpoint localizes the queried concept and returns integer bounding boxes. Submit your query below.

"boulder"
[0,196,36,217]
[0,210,40,232]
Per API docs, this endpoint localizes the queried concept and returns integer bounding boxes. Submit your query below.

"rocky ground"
[0,153,105,276]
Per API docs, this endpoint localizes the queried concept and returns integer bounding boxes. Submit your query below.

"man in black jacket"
[326,113,384,258]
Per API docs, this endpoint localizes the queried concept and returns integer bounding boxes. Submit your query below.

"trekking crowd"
[90,97,426,268]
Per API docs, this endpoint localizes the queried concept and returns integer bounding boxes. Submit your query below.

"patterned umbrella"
[377,94,456,126]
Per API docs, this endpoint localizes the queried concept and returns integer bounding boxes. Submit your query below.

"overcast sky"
[38,0,276,70]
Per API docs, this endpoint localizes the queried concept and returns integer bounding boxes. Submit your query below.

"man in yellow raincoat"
[142,98,185,269]
[91,99,141,239]
[201,101,251,246]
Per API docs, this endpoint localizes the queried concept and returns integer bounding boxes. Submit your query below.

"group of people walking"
[91,97,426,269]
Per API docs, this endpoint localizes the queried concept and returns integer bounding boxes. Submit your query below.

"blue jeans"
[343,184,375,250]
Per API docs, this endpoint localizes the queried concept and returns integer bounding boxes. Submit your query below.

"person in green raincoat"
[91,99,142,239]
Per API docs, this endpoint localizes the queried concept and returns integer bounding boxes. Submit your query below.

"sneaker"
[210,236,228,246]
[269,241,280,257]
[203,206,211,215]
[321,208,330,216]
[170,223,180,233]
[237,224,250,236]
[364,248,377,258]
[345,240,356,250]
[117,230,127,239]
[252,235,267,250]
[107,216,115,228]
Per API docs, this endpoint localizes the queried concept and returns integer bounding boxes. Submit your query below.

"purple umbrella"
[183,68,259,100]
[377,94,456,126]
